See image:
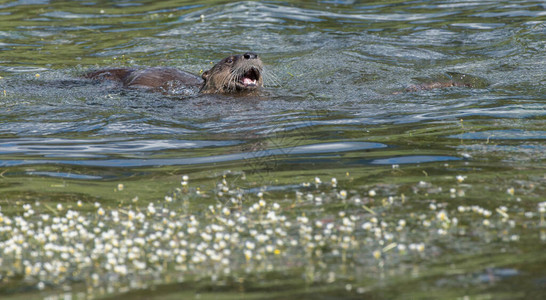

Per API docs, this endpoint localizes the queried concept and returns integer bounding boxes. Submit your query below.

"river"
[0,0,545,299]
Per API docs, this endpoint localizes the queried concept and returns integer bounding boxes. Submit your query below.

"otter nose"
[243,52,258,60]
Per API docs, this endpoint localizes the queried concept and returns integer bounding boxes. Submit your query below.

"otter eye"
[226,57,234,64]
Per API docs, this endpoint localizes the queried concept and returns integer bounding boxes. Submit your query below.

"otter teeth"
[242,77,257,86]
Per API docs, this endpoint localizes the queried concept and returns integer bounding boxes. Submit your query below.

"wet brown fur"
[405,81,472,92]
[200,53,264,94]
[84,52,263,94]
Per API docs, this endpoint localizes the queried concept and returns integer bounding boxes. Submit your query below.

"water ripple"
[0,141,385,168]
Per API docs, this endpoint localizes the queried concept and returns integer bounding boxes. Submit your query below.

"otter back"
[85,67,203,92]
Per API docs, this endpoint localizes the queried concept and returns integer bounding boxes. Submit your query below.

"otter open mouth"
[239,68,261,88]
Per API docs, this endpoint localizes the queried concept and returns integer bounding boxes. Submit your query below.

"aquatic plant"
[0,174,543,298]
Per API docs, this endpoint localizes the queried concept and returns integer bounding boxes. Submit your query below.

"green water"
[0,0,545,299]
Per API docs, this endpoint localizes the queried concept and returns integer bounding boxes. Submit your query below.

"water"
[0,0,545,299]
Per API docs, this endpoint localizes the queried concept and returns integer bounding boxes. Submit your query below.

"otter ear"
[202,70,210,80]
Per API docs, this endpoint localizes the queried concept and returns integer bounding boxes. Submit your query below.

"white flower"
[245,241,256,250]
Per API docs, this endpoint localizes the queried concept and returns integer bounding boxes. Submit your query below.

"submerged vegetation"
[1,169,544,299]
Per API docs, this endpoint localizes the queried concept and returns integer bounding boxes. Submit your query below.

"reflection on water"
[2,141,386,168]
[0,138,240,156]
[370,155,461,165]
[449,129,546,140]
[0,0,545,299]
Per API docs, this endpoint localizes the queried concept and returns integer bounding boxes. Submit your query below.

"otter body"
[85,52,263,94]
[405,81,472,92]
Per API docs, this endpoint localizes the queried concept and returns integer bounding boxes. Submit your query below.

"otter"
[403,72,484,92]
[405,81,472,92]
[85,52,263,94]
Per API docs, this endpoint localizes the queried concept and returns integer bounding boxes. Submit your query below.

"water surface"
[0,0,545,299]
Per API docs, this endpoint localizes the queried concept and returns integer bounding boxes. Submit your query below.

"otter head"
[200,52,264,94]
